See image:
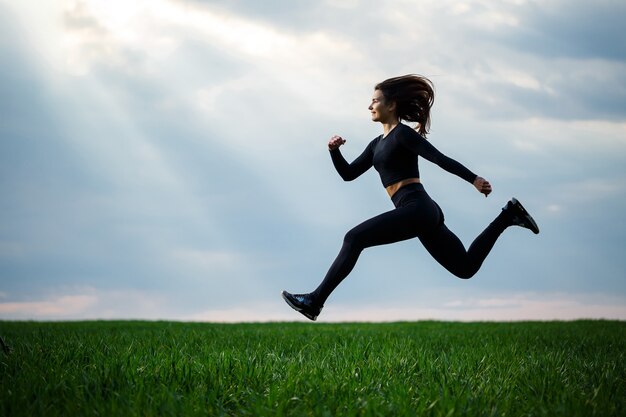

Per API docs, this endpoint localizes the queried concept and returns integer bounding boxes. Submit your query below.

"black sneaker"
[503,198,540,234]
[281,290,323,321]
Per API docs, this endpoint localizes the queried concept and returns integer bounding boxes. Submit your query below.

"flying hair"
[375,74,435,136]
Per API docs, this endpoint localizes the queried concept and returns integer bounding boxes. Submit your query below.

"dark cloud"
[454,70,626,122]
[425,1,626,122]
[177,0,626,63]
[499,1,626,61]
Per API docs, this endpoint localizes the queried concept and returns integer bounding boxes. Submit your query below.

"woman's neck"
[382,120,400,138]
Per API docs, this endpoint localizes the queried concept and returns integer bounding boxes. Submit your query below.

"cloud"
[57,0,626,126]
[365,1,626,122]
[497,0,626,61]
[0,288,172,320]
[0,294,98,318]
[2,288,623,322]
[313,290,626,322]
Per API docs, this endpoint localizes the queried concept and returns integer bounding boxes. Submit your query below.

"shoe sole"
[281,291,318,321]
[512,198,540,234]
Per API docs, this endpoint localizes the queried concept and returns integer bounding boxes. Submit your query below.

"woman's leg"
[311,201,439,305]
[418,209,511,279]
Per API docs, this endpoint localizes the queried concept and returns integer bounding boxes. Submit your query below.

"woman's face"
[369,89,396,123]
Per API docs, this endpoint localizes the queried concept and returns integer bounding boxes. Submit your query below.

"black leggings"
[311,183,511,305]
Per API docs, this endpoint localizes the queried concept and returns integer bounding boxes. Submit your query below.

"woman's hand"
[328,135,346,150]
[473,176,492,197]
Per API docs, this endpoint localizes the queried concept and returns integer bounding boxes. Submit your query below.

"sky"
[1,0,625,322]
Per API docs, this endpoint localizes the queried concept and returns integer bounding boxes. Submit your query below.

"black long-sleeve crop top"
[329,123,477,188]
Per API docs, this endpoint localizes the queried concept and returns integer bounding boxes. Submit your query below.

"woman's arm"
[328,135,375,181]
[398,128,492,196]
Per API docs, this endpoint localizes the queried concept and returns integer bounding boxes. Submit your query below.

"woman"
[282,75,539,321]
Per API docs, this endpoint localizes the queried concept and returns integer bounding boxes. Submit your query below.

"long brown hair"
[375,74,434,136]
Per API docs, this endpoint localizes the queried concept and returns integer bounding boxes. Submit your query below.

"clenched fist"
[328,135,346,150]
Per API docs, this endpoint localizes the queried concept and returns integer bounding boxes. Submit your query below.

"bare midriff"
[385,177,421,198]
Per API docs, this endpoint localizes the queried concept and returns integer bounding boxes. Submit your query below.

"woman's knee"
[343,227,368,252]
[343,228,359,246]
[447,262,478,279]
[453,269,475,280]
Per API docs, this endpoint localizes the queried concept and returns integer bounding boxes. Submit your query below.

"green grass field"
[0,320,624,416]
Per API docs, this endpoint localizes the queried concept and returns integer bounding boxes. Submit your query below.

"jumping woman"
[282,74,539,321]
